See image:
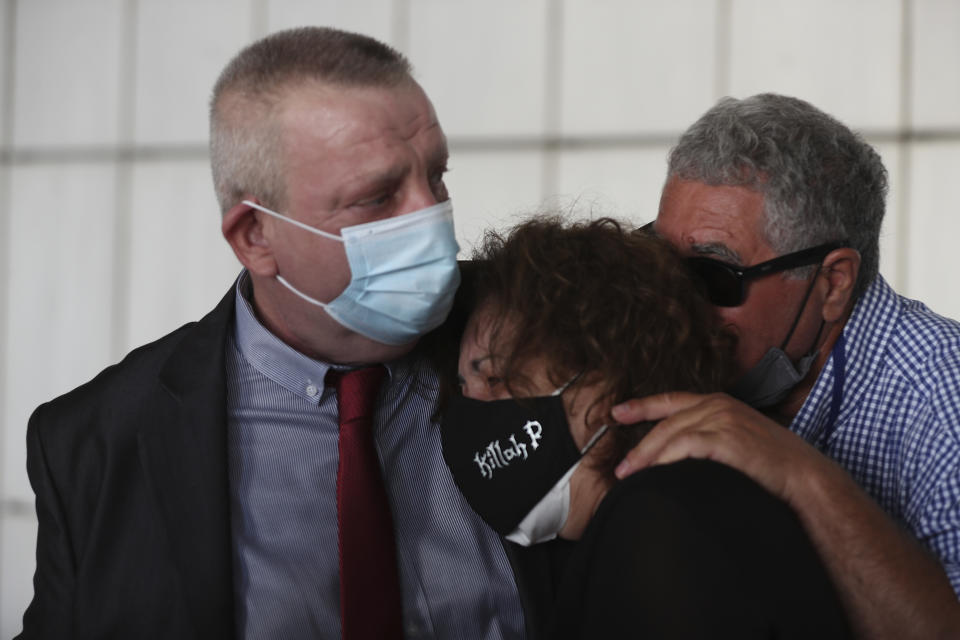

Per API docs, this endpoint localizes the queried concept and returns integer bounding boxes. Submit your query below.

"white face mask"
[244,199,461,345]
[505,424,610,546]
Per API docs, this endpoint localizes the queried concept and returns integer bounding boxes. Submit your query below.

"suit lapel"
[138,286,237,638]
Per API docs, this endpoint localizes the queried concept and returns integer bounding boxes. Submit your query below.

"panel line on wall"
[251,0,268,40]
[0,144,211,165]
[0,0,19,628]
[391,0,411,56]
[111,0,139,361]
[894,0,914,294]
[0,498,31,518]
[714,0,732,99]
[540,0,564,202]
[4,129,958,169]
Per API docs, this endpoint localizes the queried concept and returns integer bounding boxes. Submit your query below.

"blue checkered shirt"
[792,275,960,593]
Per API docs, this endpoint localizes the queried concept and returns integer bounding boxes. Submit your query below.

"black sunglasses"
[685,241,849,307]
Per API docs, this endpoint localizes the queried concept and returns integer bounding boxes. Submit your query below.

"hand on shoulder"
[610,391,832,507]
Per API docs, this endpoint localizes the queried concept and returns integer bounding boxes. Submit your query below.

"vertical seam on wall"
[714,0,732,99]
[251,0,267,40]
[392,0,411,55]
[895,0,913,293]
[0,0,18,622]
[0,0,12,150]
[112,0,138,359]
[541,0,564,201]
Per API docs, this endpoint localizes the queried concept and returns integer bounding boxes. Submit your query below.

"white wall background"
[1,0,959,634]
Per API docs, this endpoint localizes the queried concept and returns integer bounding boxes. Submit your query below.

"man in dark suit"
[18,27,526,639]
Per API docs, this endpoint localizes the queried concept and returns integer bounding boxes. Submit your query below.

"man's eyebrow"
[345,147,448,195]
[690,242,743,265]
[354,165,406,190]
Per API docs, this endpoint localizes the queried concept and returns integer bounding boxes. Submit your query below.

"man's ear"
[222,198,278,277]
[820,248,861,323]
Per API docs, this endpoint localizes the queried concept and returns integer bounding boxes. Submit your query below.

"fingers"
[610,391,707,424]
[613,391,817,503]
[651,426,735,468]
[613,392,728,478]
[613,393,770,479]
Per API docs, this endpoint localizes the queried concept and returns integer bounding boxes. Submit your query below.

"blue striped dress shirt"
[225,272,525,638]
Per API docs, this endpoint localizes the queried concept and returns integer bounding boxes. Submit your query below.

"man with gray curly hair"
[616,93,960,638]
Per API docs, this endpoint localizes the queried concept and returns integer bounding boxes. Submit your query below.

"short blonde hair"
[209,27,412,213]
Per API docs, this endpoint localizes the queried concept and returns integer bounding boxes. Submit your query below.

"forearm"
[790,455,960,639]
[612,391,960,637]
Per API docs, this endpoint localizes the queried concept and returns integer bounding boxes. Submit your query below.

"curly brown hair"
[460,215,736,477]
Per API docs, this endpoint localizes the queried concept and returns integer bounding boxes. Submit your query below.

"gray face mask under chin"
[728,270,824,409]
[729,347,817,408]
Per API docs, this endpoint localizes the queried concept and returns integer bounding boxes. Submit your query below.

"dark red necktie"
[327,366,404,640]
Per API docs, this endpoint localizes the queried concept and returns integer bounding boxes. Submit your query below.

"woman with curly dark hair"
[437,216,851,639]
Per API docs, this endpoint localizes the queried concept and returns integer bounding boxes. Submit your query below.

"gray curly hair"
[667,93,888,300]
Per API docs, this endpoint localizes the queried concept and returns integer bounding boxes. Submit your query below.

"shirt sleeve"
[907,343,960,598]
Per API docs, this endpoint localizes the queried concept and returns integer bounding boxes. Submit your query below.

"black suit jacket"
[18,287,238,639]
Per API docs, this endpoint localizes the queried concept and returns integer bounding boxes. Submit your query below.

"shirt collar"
[232,271,407,404]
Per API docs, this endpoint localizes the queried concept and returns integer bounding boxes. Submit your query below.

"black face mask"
[440,391,582,538]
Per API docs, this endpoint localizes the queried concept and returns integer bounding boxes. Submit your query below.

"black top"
[510,459,852,639]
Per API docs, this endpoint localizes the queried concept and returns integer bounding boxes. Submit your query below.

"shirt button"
[306,384,319,397]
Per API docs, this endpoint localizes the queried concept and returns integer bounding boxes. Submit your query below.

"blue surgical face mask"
[243,199,461,345]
